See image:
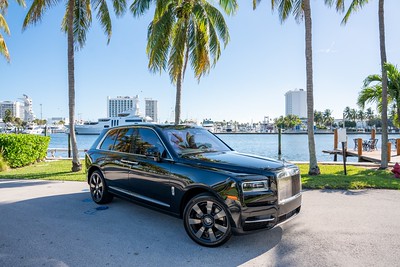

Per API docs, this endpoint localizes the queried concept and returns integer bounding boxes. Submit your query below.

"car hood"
[180,151,290,175]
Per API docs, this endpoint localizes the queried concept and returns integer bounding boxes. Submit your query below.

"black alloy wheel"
[89,170,113,204]
[183,194,232,247]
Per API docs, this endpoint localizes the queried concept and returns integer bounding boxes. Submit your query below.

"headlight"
[242,181,269,192]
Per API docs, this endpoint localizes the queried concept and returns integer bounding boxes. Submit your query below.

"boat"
[201,119,215,133]
[73,109,152,135]
[22,125,44,135]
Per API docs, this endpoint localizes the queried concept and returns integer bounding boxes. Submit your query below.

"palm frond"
[252,0,261,10]
[112,0,126,17]
[92,0,113,44]
[23,0,62,29]
[147,3,174,74]
[0,13,10,35]
[203,2,229,46]
[218,0,238,15]
[278,0,293,22]
[363,74,382,87]
[0,34,10,62]
[168,20,187,84]
[130,0,153,17]
[357,85,382,109]
[341,0,370,25]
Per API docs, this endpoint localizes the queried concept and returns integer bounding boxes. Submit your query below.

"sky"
[1,1,400,123]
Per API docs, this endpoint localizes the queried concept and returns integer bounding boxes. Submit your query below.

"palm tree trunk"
[379,0,388,169]
[304,0,320,175]
[175,73,182,124]
[67,0,82,172]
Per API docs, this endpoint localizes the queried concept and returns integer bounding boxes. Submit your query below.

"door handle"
[121,159,139,165]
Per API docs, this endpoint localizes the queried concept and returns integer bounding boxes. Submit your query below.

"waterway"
[48,133,400,162]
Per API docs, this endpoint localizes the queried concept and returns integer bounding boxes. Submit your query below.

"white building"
[0,101,22,120]
[107,95,139,117]
[145,98,158,122]
[285,89,307,118]
[19,95,35,121]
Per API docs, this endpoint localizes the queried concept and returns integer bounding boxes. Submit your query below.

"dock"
[323,148,400,163]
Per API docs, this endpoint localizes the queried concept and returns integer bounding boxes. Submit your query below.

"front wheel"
[183,194,232,247]
[89,170,113,204]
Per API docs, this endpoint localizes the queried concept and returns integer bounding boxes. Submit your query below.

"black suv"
[85,124,301,247]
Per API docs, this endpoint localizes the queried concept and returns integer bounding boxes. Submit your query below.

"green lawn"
[299,164,400,190]
[0,160,399,190]
[0,160,86,181]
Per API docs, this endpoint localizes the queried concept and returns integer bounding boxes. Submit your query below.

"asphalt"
[1,179,400,267]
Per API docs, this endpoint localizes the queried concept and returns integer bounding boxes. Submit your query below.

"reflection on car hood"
[181,151,289,174]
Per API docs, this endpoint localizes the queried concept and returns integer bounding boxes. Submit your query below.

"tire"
[89,170,113,204]
[183,193,232,247]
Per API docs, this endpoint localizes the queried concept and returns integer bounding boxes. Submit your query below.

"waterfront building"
[285,89,307,118]
[19,94,35,121]
[145,98,158,122]
[107,95,139,117]
[0,101,23,120]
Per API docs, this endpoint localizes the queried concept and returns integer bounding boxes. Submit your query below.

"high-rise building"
[285,89,307,118]
[145,98,158,122]
[107,96,140,117]
[19,94,35,121]
[0,101,22,120]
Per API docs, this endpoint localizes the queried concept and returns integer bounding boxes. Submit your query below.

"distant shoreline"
[215,131,392,135]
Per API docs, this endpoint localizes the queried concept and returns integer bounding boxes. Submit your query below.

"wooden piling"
[371,128,376,140]
[388,142,392,161]
[333,129,338,161]
[397,139,400,156]
[357,138,363,162]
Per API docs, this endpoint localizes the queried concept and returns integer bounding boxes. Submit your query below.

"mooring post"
[358,138,363,162]
[388,142,392,162]
[333,129,338,161]
[397,139,400,156]
[278,128,282,156]
[371,128,376,140]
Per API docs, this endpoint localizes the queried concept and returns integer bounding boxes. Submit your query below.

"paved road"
[1,179,400,267]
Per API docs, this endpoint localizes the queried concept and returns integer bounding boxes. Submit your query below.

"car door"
[101,128,135,190]
[125,127,173,209]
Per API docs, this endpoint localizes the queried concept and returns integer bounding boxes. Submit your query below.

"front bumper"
[231,192,302,234]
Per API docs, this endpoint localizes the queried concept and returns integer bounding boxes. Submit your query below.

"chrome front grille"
[277,169,301,204]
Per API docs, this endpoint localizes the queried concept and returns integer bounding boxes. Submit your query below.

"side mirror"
[145,147,161,162]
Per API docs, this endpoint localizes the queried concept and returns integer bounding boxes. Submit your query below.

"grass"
[299,164,400,190]
[0,160,86,181]
[0,160,399,190]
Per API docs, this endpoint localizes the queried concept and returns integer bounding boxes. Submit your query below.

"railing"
[47,148,87,159]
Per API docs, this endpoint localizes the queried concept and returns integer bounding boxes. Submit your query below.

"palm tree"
[358,63,400,127]
[343,106,351,121]
[329,0,389,168]
[23,0,127,171]
[0,0,25,62]
[322,109,334,128]
[253,0,322,175]
[131,0,237,125]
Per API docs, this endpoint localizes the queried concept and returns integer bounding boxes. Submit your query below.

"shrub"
[0,134,51,168]
[0,153,9,172]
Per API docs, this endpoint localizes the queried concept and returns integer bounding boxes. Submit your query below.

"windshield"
[162,126,232,156]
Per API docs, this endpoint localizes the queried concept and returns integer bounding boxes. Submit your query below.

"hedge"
[0,134,50,168]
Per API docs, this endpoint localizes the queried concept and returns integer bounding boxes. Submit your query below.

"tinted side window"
[99,129,119,150]
[114,128,136,153]
[132,128,168,158]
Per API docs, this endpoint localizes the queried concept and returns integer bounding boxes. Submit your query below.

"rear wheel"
[183,194,232,247]
[89,170,113,204]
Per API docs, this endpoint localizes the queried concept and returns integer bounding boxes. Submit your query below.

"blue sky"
[1,1,400,123]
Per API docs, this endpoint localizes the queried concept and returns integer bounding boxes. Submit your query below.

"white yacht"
[201,119,215,133]
[74,108,152,135]
[22,125,44,135]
